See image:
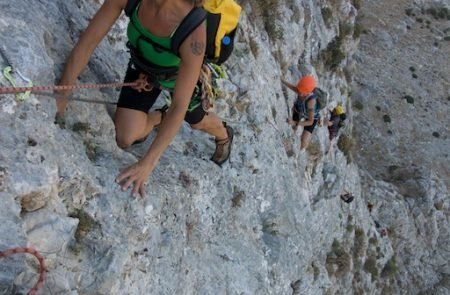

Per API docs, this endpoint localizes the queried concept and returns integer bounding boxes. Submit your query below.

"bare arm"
[116,21,207,198]
[142,23,206,167]
[281,79,298,94]
[56,0,126,115]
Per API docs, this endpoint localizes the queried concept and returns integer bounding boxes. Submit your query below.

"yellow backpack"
[125,0,242,64]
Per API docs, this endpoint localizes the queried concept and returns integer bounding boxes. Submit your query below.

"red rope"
[0,81,138,94]
[0,247,47,295]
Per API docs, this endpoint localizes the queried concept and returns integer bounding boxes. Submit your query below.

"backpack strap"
[304,93,320,118]
[171,7,208,57]
[125,0,139,17]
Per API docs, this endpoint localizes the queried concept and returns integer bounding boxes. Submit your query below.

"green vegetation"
[257,1,283,40]
[434,201,444,210]
[27,137,37,147]
[231,187,245,208]
[364,256,379,279]
[352,0,362,10]
[72,122,91,133]
[404,95,414,104]
[312,262,320,281]
[383,114,391,123]
[262,221,279,235]
[432,132,440,138]
[405,8,414,17]
[381,256,397,278]
[322,7,333,26]
[249,38,259,57]
[339,23,353,39]
[337,133,354,163]
[412,73,418,79]
[326,239,351,277]
[426,7,450,20]
[353,23,365,39]
[353,227,366,260]
[83,139,98,161]
[271,106,277,120]
[353,101,364,111]
[369,237,378,245]
[321,37,346,71]
[69,209,98,242]
[178,171,193,189]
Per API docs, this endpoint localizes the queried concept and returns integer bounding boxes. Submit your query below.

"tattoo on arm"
[190,41,205,56]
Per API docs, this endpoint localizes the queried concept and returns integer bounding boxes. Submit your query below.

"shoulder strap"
[125,0,140,17]
[305,93,317,104]
[171,7,208,56]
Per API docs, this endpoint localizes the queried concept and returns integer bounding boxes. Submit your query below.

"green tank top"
[127,4,180,89]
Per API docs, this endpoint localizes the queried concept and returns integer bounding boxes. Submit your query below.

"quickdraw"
[2,66,33,101]
[1,46,33,101]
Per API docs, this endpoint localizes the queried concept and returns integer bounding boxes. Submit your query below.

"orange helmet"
[297,75,317,95]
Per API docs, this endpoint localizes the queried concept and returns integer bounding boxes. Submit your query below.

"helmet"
[296,75,316,95]
[335,105,345,115]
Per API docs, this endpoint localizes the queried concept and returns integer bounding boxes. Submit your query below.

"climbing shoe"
[211,122,234,166]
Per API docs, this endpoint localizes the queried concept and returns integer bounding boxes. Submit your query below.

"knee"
[190,121,204,131]
[115,133,133,149]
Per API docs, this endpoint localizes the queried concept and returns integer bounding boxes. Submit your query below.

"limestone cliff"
[0,0,448,294]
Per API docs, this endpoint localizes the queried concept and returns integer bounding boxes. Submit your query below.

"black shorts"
[117,62,207,125]
[304,119,318,133]
[292,110,318,133]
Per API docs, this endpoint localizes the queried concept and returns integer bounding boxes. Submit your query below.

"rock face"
[351,0,450,188]
[0,1,448,295]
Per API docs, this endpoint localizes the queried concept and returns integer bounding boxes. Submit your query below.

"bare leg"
[114,107,162,148]
[300,130,312,150]
[190,112,227,140]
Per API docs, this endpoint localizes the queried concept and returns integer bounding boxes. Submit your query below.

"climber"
[325,105,347,154]
[55,0,233,198]
[281,75,320,150]
[340,191,354,203]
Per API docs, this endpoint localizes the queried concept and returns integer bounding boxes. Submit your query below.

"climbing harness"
[0,46,33,101]
[0,247,47,295]
[159,62,225,113]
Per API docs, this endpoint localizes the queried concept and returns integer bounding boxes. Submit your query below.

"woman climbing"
[281,75,320,150]
[55,0,233,198]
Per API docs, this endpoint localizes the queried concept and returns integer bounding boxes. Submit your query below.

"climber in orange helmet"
[281,75,321,150]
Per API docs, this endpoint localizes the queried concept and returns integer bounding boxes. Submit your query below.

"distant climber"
[54,0,235,198]
[281,75,321,150]
[325,105,347,154]
[367,202,374,212]
[340,191,354,203]
[374,220,388,237]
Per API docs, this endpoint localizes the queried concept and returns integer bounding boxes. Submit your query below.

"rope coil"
[0,247,47,295]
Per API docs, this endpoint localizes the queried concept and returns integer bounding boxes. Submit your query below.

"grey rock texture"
[352,0,450,187]
[0,0,448,295]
